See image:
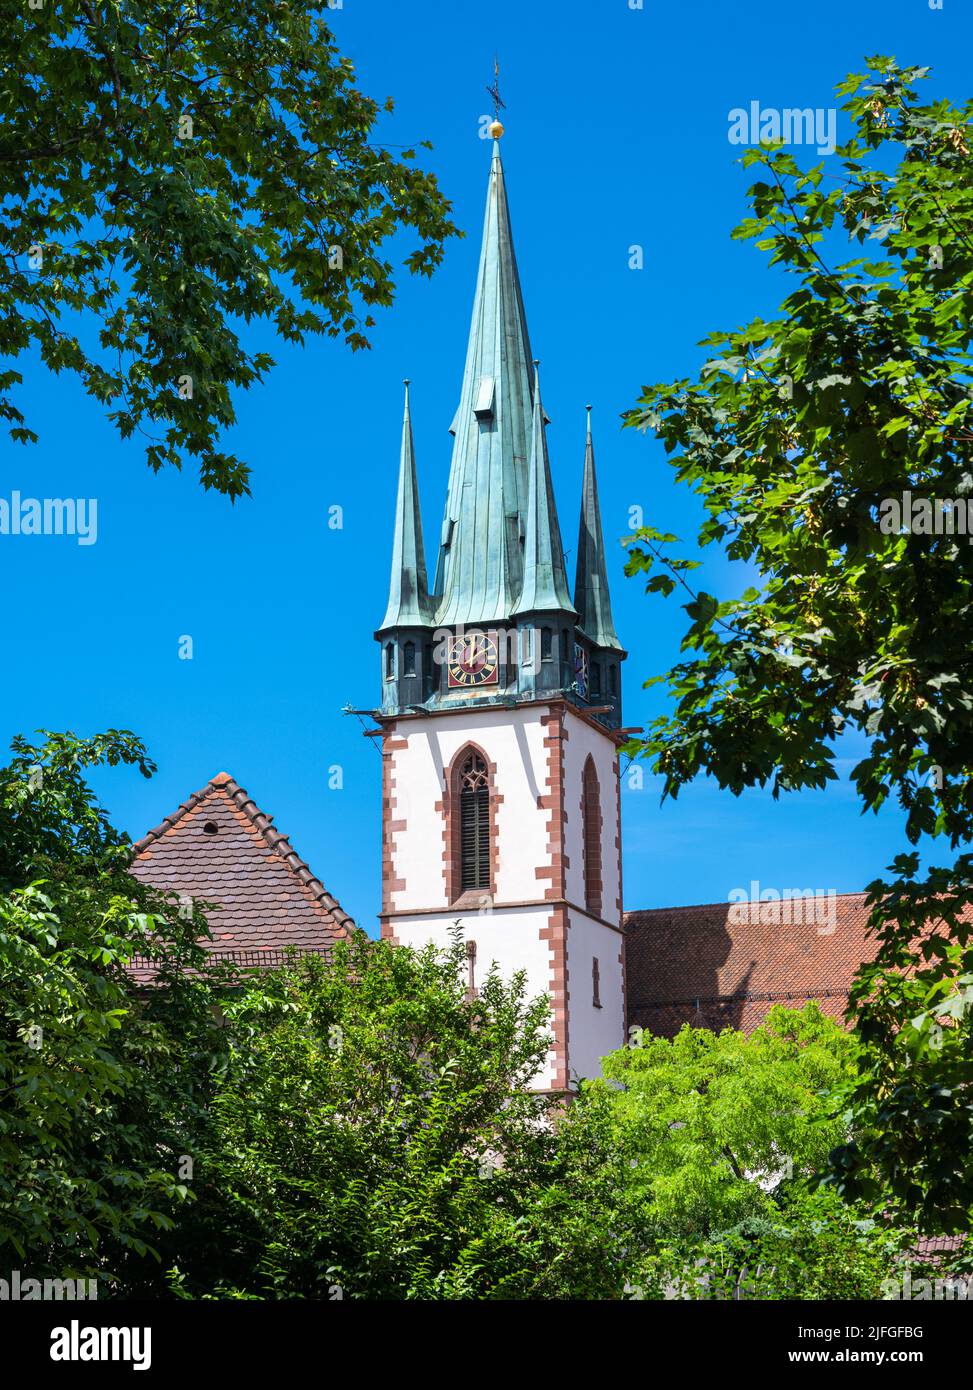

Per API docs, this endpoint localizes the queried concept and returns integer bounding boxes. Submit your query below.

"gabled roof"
[129,772,353,958]
[626,892,973,1038]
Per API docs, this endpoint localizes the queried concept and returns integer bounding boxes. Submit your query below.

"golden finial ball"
[488,118,505,139]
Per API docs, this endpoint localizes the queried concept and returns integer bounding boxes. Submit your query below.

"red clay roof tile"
[129,772,353,965]
[623,893,877,1036]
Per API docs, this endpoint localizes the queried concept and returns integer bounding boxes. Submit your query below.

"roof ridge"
[131,772,355,934]
[624,890,870,920]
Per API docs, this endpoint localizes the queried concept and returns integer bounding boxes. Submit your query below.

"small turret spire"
[573,407,623,651]
[512,362,575,617]
[378,380,434,631]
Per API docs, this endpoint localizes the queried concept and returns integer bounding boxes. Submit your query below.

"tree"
[635,1189,920,1301]
[0,732,564,1299]
[2,2,458,496]
[599,1005,854,1239]
[0,736,932,1298]
[163,927,560,1300]
[623,58,973,1231]
[546,1007,923,1300]
[0,730,231,1283]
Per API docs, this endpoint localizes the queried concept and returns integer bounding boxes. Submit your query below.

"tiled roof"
[623,894,878,1036]
[916,1234,967,1258]
[129,772,353,964]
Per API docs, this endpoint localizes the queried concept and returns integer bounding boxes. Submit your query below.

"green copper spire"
[513,363,575,617]
[573,407,623,651]
[378,380,434,632]
[433,137,535,627]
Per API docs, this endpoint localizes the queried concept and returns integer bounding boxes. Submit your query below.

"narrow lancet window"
[582,755,602,917]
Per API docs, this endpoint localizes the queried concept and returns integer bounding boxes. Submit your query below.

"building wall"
[560,706,625,1080]
[390,905,560,1089]
[565,906,626,1081]
[561,707,622,926]
[381,700,626,1088]
[383,705,551,912]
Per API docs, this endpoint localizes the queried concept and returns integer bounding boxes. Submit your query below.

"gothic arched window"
[459,751,490,892]
[582,755,602,918]
[384,642,395,681]
[403,640,416,677]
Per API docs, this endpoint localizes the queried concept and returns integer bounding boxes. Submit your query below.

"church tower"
[375,129,627,1089]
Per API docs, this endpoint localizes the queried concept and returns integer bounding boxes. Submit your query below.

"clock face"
[574,643,589,698]
[447,633,500,688]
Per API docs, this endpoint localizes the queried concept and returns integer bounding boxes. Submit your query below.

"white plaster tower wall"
[561,707,622,923]
[385,705,551,910]
[381,706,563,1087]
[560,706,626,1081]
[381,702,626,1088]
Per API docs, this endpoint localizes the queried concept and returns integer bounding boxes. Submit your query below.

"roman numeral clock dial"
[446,634,499,689]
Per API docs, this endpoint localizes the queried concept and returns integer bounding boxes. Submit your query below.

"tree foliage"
[635,1189,918,1301]
[0,735,936,1298]
[0,733,562,1298]
[161,926,560,1300]
[623,57,973,1230]
[1,1,458,495]
[553,1007,924,1300]
[602,1005,854,1238]
[0,730,230,1281]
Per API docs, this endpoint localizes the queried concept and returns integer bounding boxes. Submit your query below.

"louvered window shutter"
[459,752,490,891]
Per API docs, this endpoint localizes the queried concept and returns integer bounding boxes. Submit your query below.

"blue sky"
[2,0,969,929]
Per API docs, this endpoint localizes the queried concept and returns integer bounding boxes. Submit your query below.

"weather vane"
[486,56,505,121]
